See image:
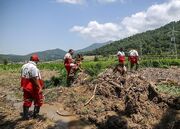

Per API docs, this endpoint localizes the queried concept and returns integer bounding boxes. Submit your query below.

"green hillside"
[0,48,66,63]
[85,21,180,57]
[28,48,66,61]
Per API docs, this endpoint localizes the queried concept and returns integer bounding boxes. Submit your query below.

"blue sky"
[0,0,180,55]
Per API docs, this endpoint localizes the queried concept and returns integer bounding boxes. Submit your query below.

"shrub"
[152,60,160,67]
[44,68,67,88]
[94,56,99,62]
[3,59,8,65]
[84,63,102,77]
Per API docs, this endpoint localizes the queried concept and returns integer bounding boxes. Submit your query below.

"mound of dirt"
[58,68,180,129]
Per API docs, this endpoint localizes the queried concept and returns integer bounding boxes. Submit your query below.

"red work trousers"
[23,89,43,107]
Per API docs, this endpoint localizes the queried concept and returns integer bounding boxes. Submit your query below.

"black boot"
[23,106,29,120]
[33,106,40,118]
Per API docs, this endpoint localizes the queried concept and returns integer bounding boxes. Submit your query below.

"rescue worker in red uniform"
[115,48,127,75]
[128,49,139,71]
[117,48,126,67]
[64,49,76,86]
[21,54,44,119]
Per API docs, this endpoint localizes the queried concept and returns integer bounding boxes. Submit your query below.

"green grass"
[82,59,115,77]
[140,59,180,68]
[39,63,64,70]
[1,57,180,88]
[0,62,65,72]
[0,64,21,72]
[44,68,67,87]
[1,58,180,72]
[157,84,180,96]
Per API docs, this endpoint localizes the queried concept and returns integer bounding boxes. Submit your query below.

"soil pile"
[58,68,180,129]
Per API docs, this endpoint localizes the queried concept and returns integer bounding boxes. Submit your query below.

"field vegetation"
[1,56,180,72]
[1,56,180,92]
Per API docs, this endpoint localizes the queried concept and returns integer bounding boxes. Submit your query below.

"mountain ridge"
[76,41,112,53]
[0,48,66,63]
[0,41,111,63]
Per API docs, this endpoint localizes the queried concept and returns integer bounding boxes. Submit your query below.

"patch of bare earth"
[0,70,57,129]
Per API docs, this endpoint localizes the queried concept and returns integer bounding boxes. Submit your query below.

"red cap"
[31,54,39,62]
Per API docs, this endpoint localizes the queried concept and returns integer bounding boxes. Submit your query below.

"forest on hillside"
[85,21,180,57]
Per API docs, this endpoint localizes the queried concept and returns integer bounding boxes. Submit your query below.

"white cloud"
[71,21,122,42]
[97,0,125,3]
[122,0,180,34]
[55,0,83,4]
[71,0,180,42]
[55,0,125,4]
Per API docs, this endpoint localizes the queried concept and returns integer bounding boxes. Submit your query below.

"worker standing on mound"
[117,48,125,67]
[128,49,139,71]
[113,48,127,75]
[21,54,44,120]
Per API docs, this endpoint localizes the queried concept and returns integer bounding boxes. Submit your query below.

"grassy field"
[1,57,180,90]
[1,57,180,72]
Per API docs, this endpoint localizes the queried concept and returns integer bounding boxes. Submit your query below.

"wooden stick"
[56,110,74,116]
[84,85,97,106]
[84,94,95,106]
[109,81,123,89]
[93,84,97,94]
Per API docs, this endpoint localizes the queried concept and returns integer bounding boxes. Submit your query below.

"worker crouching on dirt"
[64,49,77,86]
[21,54,44,120]
[128,49,139,71]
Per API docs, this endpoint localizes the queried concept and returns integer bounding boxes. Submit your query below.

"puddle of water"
[14,102,94,129]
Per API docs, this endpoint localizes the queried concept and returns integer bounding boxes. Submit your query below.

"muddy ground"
[0,68,180,129]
